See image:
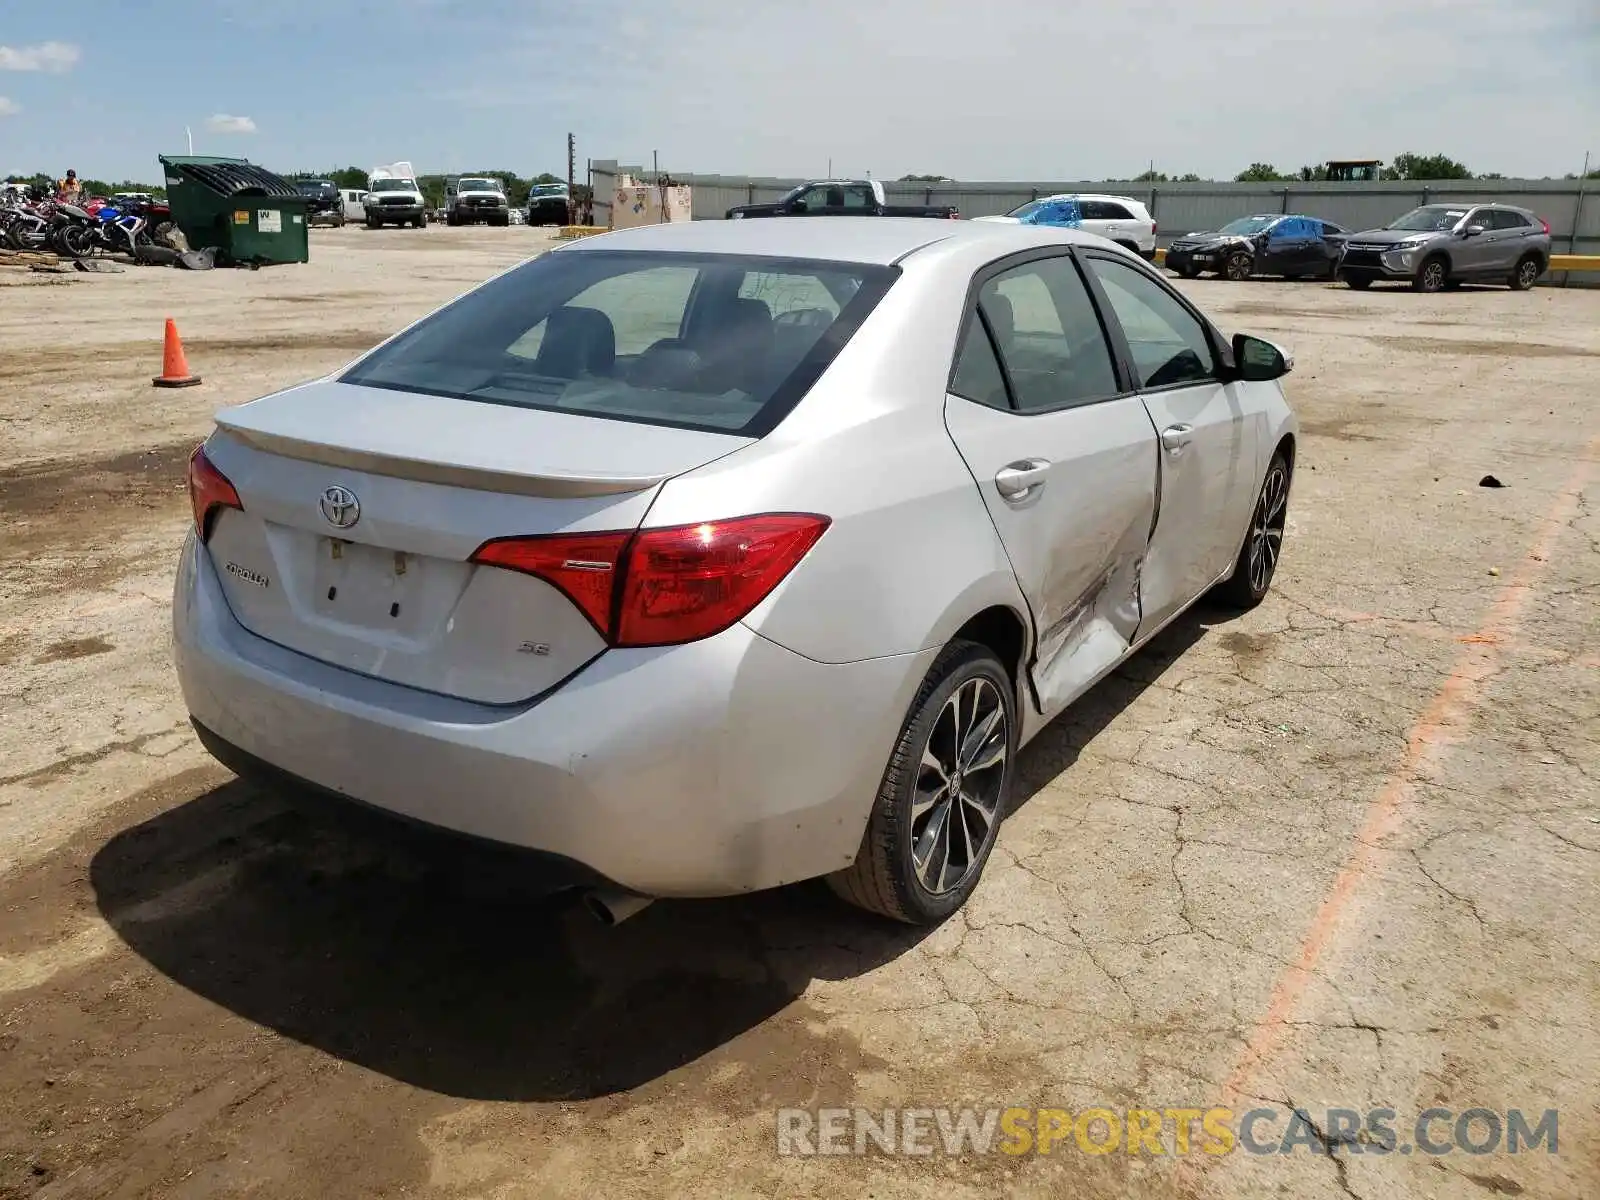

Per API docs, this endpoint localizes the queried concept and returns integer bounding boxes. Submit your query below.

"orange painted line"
[1179,441,1597,1189]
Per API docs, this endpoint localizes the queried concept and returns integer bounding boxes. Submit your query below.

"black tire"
[446,213,459,227]
[366,217,380,230]
[1344,275,1372,290]
[1224,251,1253,281]
[1509,254,1542,291]
[1413,255,1448,293]
[1214,451,1291,609]
[54,224,95,259]
[828,640,1015,925]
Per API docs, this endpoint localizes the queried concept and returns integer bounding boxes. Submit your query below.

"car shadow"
[90,606,1222,1103]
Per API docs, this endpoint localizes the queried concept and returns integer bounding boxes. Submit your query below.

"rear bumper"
[173,532,934,898]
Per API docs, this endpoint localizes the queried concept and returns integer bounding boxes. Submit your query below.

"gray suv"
[1339,203,1551,293]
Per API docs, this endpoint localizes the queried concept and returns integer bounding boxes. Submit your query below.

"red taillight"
[187,444,242,540]
[471,513,830,648]
[470,530,630,635]
[1540,217,1550,236]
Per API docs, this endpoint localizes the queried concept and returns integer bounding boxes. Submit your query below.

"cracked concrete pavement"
[1,228,1596,1199]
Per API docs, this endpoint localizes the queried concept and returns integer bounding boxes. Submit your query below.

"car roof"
[1037,192,1144,204]
[558,216,1111,266]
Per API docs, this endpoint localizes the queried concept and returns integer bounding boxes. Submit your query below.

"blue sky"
[3,0,1597,184]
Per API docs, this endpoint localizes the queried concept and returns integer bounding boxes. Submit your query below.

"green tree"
[1235,162,1291,182]
[1176,173,1204,182]
[897,173,949,182]
[1380,152,1472,181]
[1134,169,1168,182]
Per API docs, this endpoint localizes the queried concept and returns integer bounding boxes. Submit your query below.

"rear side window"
[970,256,1119,411]
[342,250,898,435]
[950,320,1009,410]
[1082,200,1134,221]
[1490,209,1530,230]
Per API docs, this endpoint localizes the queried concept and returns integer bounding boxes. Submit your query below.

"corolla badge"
[319,485,361,529]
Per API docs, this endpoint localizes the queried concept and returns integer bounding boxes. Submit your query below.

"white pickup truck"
[364,161,427,229]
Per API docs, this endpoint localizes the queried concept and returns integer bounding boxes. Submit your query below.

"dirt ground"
[1,226,1596,1200]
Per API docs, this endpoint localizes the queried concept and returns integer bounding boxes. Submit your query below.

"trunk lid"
[201,379,751,704]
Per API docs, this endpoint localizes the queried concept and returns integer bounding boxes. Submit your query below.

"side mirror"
[1463,224,1485,237]
[1232,333,1292,382]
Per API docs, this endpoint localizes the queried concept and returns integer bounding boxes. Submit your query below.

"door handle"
[995,458,1051,500]
[1160,424,1194,455]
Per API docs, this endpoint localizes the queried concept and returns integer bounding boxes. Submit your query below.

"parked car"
[1338,203,1551,293]
[295,180,345,227]
[446,177,510,226]
[974,194,1157,260]
[364,162,427,229]
[1165,214,1348,280]
[526,183,571,226]
[726,179,959,220]
[174,218,1296,927]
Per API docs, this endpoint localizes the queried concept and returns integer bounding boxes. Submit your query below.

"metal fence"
[590,160,1597,262]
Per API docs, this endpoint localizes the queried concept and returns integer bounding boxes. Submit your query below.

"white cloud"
[0,97,19,118]
[0,42,80,72]
[205,114,257,134]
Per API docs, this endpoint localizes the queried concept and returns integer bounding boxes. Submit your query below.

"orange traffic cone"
[152,318,201,388]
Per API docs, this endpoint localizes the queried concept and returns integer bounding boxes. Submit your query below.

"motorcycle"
[47,201,100,259]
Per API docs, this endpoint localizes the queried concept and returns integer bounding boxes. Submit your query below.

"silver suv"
[1339,203,1551,293]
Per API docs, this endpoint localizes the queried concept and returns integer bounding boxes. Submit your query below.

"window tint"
[1320,221,1345,236]
[949,320,1009,410]
[1490,209,1529,230]
[1082,200,1133,221]
[342,251,898,434]
[977,256,1118,411]
[1085,256,1217,389]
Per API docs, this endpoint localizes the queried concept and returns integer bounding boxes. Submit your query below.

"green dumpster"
[159,155,310,266]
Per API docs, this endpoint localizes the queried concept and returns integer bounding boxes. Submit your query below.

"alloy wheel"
[1248,462,1289,593]
[1517,260,1539,289]
[1420,260,1446,292]
[911,676,1008,895]
[1226,253,1252,281]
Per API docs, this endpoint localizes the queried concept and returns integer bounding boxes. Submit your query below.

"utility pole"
[566,132,576,225]
[653,149,659,181]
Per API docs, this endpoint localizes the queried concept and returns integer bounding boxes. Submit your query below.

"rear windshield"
[341,250,899,436]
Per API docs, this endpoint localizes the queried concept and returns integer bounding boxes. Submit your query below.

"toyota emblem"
[319,485,361,529]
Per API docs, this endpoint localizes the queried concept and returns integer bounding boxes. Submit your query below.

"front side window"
[341,251,898,435]
[1085,256,1216,389]
[970,256,1118,411]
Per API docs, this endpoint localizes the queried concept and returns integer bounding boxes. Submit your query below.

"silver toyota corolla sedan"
[174,217,1297,926]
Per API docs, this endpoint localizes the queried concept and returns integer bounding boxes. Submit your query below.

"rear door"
[1078,251,1257,633]
[941,250,1159,718]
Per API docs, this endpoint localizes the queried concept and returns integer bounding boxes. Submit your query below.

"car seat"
[534,306,616,379]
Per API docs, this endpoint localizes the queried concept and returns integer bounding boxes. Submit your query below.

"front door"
[1079,251,1257,634]
[941,252,1159,718]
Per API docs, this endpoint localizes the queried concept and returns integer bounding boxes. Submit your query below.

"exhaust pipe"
[582,888,654,927]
